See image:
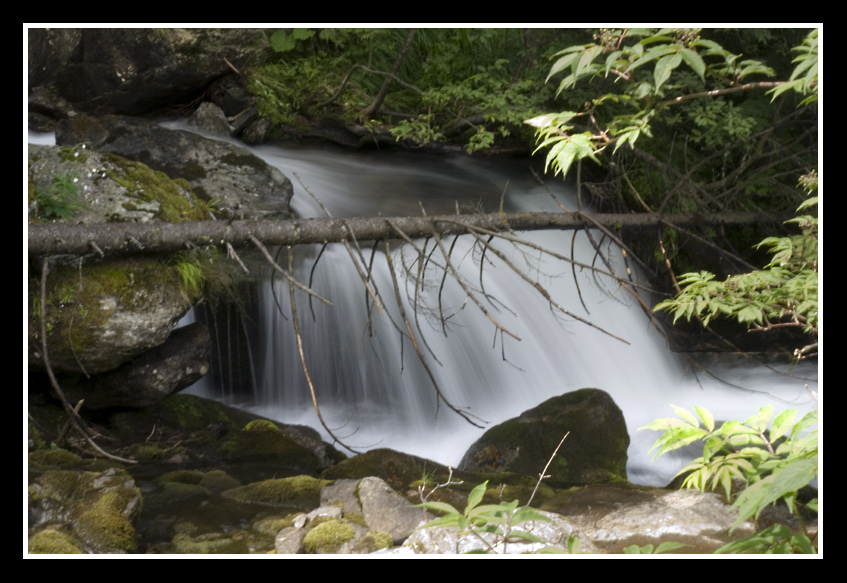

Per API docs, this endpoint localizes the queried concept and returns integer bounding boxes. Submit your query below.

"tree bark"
[28,211,787,257]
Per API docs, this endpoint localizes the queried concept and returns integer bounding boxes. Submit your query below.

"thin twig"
[527,432,570,507]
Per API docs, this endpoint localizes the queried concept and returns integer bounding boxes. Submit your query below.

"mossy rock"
[28,528,84,554]
[172,531,250,554]
[302,519,356,554]
[30,467,142,554]
[29,448,83,468]
[221,475,331,509]
[217,425,322,475]
[459,388,630,487]
[198,470,242,494]
[252,515,297,536]
[244,419,281,432]
[322,448,449,491]
[143,481,211,511]
[73,490,138,553]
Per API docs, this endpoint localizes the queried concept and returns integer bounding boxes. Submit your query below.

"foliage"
[525,28,817,286]
[525,28,808,179]
[623,541,690,554]
[172,255,205,297]
[249,28,571,153]
[655,172,818,359]
[36,172,83,219]
[641,404,817,553]
[768,29,818,105]
[415,480,570,554]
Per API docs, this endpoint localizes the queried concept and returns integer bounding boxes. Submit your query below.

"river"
[180,140,819,487]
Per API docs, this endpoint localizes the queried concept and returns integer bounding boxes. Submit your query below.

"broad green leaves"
[641,404,818,553]
[769,29,818,106]
[415,480,561,553]
[527,28,813,181]
[654,188,818,348]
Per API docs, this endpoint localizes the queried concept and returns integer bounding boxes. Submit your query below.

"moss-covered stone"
[99,151,209,222]
[29,448,83,468]
[323,448,447,491]
[73,490,138,553]
[244,419,281,432]
[143,482,211,511]
[172,531,249,554]
[28,256,196,374]
[460,389,630,487]
[28,528,84,554]
[222,475,331,509]
[198,470,241,494]
[253,515,297,536]
[302,519,355,553]
[353,530,393,553]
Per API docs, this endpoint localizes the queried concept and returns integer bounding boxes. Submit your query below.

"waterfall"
[185,145,818,487]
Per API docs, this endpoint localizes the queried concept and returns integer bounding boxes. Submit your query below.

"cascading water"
[185,144,818,487]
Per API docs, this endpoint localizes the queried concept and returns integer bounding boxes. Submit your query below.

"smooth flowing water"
[186,143,819,487]
[30,127,816,486]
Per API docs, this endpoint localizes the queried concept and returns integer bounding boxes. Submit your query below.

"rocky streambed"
[29,388,807,555]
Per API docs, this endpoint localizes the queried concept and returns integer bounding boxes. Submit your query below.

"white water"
[30,125,815,486]
[187,145,818,487]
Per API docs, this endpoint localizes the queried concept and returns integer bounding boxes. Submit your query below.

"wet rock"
[460,388,629,486]
[29,468,142,553]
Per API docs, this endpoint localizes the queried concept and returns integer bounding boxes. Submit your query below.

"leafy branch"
[525,28,816,180]
[641,403,817,553]
[654,173,818,360]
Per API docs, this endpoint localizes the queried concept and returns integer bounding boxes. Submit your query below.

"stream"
[181,140,819,487]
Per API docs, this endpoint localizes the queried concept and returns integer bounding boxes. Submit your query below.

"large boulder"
[55,115,294,219]
[459,388,630,486]
[28,143,211,376]
[30,28,269,116]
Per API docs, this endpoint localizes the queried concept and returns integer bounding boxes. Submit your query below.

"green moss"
[322,448,437,490]
[222,475,331,508]
[73,491,138,553]
[219,426,320,472]
[100,152,209,222]
[343,511,368,528]
[244,419,281,432]
[35,470,84,502]
[198,470,241,494]
[253,515,297,536]
[28,528,84,554]
[29,257,197,368]
[29,448,82,468]
[172,532,249,554]
[57,145,88,164]
[355,530,393,553]
[302,519,355,553]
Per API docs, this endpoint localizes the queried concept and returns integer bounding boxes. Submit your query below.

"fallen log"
[27,211,787,257]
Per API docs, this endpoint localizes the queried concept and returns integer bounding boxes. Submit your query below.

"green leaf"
[694,406,715,432]
[731,458,817,525]
[679,48,706,80]
[716,524,793,554]
[465,481,488,514]
[769,408,797,443]
[654,52,682,91]
[670,405,700,428]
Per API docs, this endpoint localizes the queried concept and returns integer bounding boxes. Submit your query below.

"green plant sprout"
[37,172,83,219]
[414,433,576,554]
